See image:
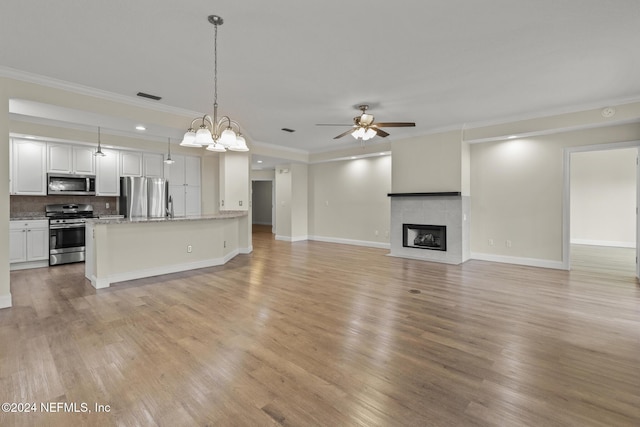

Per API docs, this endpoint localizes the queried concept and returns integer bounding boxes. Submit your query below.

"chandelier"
[181,15,248,152]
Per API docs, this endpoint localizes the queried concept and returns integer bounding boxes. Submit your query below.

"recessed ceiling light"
[135,125,146,131]
[257,160,263,164]
[507,135,517,139]
[351,156,357,159]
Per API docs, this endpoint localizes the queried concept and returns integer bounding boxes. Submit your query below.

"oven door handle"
[50,224,86,229]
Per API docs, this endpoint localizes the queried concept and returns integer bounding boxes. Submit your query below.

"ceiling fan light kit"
[318,104,416,143]
[180,15,249,152]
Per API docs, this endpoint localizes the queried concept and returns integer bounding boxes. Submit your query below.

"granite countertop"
[86,211,247,225]
[10,213,48,221]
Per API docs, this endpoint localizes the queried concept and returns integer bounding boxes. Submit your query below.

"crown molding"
[249,139,310,155]
[460,96,640,133]
[0,66,203,118]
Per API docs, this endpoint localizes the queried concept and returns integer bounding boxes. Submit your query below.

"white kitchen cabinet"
[143,152,164,177]
[10,220,49,269]
[220,151,249,211]
[164,154,201,216]
[120,151,143,177]
[73,145,96,174]
[9,139,13,194]
[169,184,186,217]
[47,143,95,175]
[12,139,47,195]
[47,143,72,173]
[96,148,120,196]
[185,185,202,216]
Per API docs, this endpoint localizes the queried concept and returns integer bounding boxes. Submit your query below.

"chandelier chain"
[213,20,218,110]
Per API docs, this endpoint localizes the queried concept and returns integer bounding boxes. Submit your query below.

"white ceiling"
[2,0,640,155]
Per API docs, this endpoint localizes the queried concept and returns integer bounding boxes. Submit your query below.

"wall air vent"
[136,92,162,101]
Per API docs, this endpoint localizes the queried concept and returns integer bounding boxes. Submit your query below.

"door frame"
[562,140,640,275]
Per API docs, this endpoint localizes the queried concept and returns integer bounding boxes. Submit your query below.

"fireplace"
[388,192,470,265]
[403,224,447,251]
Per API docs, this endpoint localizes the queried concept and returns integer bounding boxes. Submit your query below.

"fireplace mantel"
[387,192,461,197]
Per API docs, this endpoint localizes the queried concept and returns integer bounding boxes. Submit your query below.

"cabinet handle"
[22,230,26,233]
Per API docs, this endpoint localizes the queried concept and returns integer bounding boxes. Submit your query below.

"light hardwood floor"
[1,228,639,426]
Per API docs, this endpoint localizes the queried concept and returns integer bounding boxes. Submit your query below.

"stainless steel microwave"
[47,174,96,195]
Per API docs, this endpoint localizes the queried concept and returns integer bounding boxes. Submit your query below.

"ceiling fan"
[317,105,416,141]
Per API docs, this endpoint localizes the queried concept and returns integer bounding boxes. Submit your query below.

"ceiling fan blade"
[374,128,390,137]
[373,122,416,128]
[316,123,353,126]
[334,128,357,139]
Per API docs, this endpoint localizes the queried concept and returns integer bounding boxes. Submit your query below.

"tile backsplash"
[10,195,118,217]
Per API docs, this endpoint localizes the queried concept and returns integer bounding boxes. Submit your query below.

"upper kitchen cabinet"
[143,153,164,178]
[96,148,120,196]
[47,143,95,175]
[120,151,143,177]
[12,139,47,195]
[73,146,96,174]
[164,154,201,216]
[220,152,249,211]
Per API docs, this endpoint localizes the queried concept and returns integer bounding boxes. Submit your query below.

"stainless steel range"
[46,204,95,266]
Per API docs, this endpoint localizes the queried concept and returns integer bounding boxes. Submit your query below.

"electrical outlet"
[105,202,110,209]
[488,239,494,246]
[374,230,379,236]
[187,245,192,253]
[506,240,512,248]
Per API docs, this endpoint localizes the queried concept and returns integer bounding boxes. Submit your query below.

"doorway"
[252,180,274,233]
[564,143,639,278]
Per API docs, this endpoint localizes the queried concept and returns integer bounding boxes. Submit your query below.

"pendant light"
[94,126,106,157]
[181,15,249,152]
[164,137,175,164]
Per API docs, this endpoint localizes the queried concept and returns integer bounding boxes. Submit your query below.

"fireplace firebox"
[403,224,447,251]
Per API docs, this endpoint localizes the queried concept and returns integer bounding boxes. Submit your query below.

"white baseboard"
[0,293,12,309]
[10,260,49,271]
[471,252,566,270]
[275,235,309,242]
[309,235,391,250]
[571,239,636,249]
[239,246,253,254]
[91,251,241,289]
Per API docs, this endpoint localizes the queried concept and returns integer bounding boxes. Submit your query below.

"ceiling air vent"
[137,92,162,101]
[281,128,295,133]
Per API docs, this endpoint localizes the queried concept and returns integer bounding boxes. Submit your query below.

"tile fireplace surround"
[388,192,470,265]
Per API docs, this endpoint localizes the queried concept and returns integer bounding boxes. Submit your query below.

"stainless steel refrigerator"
[120,177,168,218]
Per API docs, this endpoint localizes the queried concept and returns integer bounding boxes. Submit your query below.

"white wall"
[470,123,640,264]
[0,79,10,308]
[570,148,636,247]
[392,131,464,193]
[275,166,292,239]
[308,155,391,247]
[291,163,308,239]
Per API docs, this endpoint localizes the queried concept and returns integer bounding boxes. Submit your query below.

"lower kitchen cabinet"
[10,220,49,270]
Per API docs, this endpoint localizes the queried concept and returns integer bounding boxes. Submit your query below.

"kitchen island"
[85,211,250,289]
